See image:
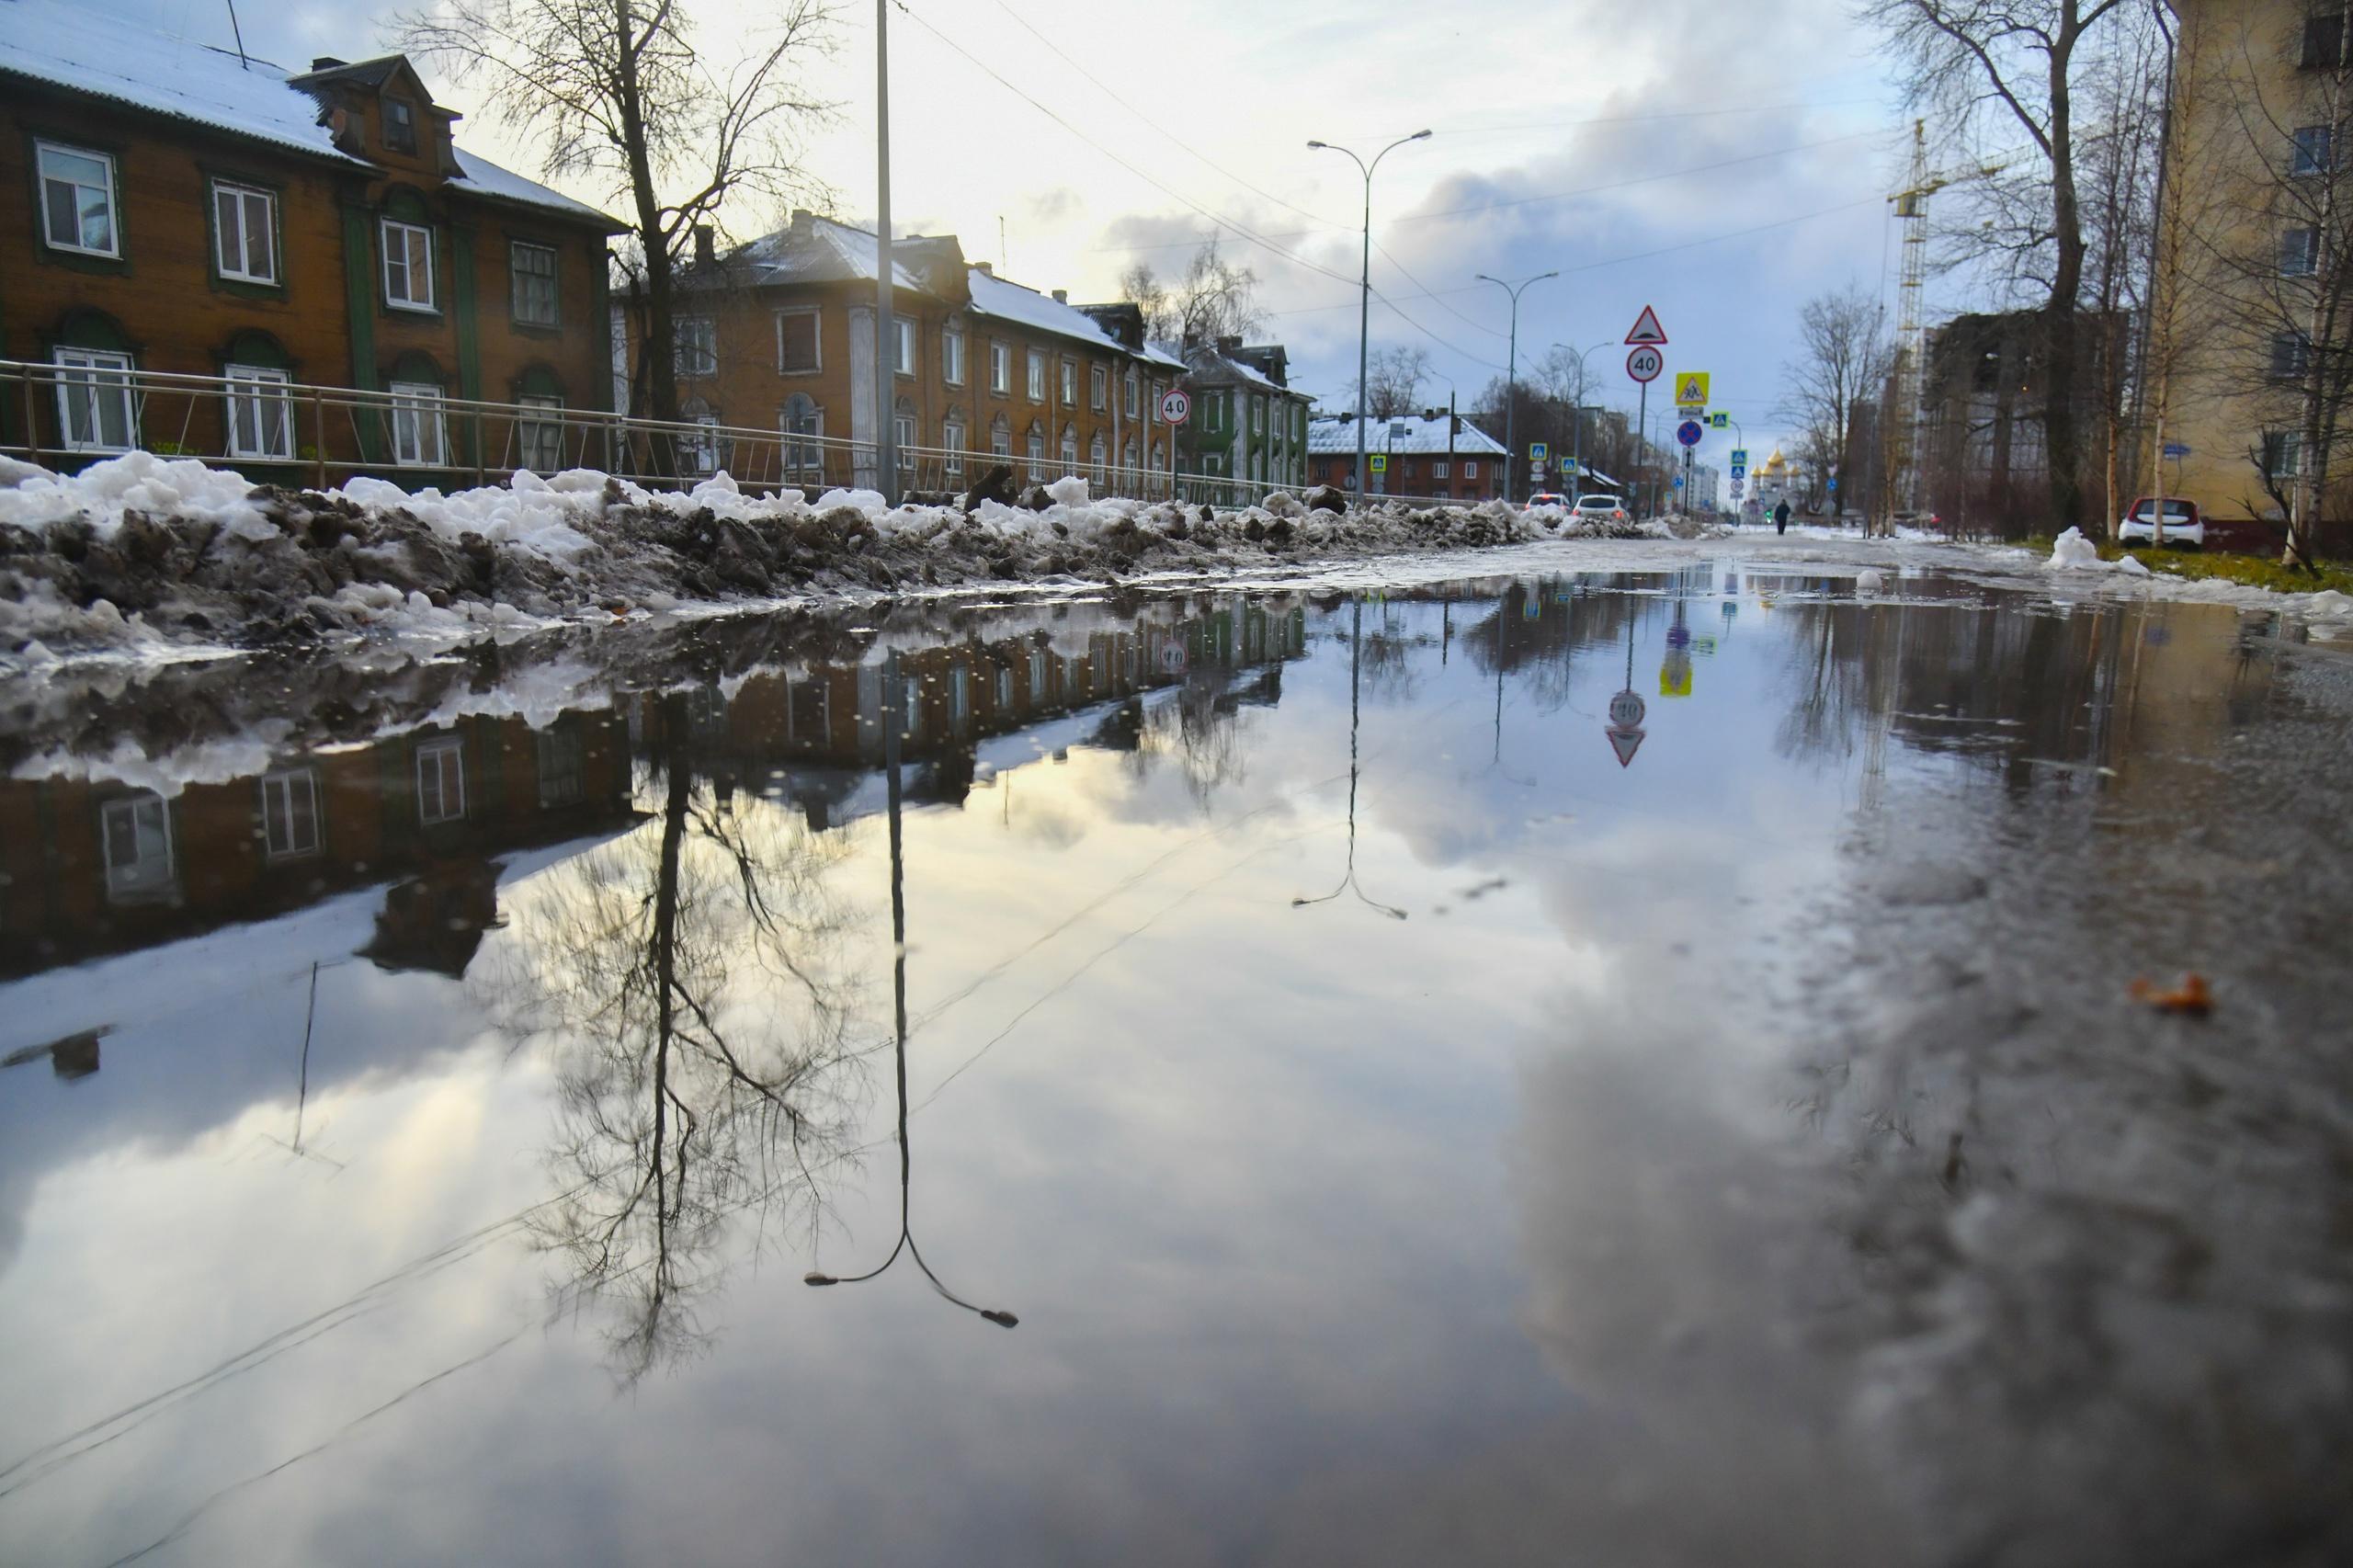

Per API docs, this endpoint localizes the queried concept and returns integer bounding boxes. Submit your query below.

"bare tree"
[2076,12,2170,535]
[1350,347,1433,418]
[1779,283,1894,508]
[1120,238,1265,349]
[1863,0,2143,529]
[394,0,837,426]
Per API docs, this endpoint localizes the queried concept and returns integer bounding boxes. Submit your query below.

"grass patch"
[2018,535,2353,595]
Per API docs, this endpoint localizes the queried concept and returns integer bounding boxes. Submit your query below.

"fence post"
[19,363,36,464]
[312,389,327,490]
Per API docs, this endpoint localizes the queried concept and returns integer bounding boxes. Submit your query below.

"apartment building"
[1306,412,1506,500]
[1176,338,1313,489]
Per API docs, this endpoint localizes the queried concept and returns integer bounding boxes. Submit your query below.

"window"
[675,315,718,377]
[782,394,824,477]
[416,737,465,824]
[518,394,564,470]
[1025,424,1045,475]
[38,142,118,256]
[225,364,294,460]
[384,97,417,153]
[2283,226,2321,277]
[1060,424,1078,470]
[893,316,917,376]
[778,309,821,373]
[681,412,722,476]
[1433,460,1451,480]
[381,219,435,310]
[1090,433,1107,471]
[942,415,966,478]
[1125,372,1140,418]
[990,340,1011,394]
[510,242,559,325]
[1121,437,1136,472]
[2264,428,2303,478]
[893,398,916,472]
[212,181,277,284]
[2294,125,2336,176]
[537,727,585,809]
[389,381,447,467]
[100,794,175,903]
[990,414,1012,459]
[2272,332,2313,380]
[259,769,321,858]
[1027,348,1047,402]
[1464,460,1479,479]
[1252,397,1264,434]
[2305,14,2346,70]
[1060,359,1077,404]
[943,324,966,385]
[1090,364,1108,410]
[53,348,136,453]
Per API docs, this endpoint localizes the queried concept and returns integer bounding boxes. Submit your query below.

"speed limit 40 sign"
[1159,388,1191,424]
[1626,346,1664,383]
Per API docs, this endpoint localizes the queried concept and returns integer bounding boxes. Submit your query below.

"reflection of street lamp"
[1293,600,1407,920]
[805,651,1018,1329]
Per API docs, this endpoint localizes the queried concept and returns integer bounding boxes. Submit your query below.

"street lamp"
[1308,130,1431,503]
[1476,272,1558,504]
[1551,340,1612,499]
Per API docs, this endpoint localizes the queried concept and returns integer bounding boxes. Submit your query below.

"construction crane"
[1885,119,2009,527]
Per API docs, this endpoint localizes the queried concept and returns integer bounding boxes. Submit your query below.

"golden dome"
[1762,447,1788,473]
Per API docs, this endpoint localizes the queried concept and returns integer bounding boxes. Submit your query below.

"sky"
[97,0,1924,473]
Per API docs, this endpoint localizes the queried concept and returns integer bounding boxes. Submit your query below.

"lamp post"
[1552,340,1611,498]
[1476,271,1557,504]
[874,0,896,505]
[1307,130,1431,503]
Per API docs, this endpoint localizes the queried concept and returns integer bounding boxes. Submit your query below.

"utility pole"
[1309,131,1431,502]
[1554,340,1611,497]
[1477,271,1558,504]
[874,0,896,505]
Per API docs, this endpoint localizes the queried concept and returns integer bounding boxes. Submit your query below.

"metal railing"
[0,358,1356,512]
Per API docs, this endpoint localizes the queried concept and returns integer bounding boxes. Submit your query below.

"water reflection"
[0,565,2333,1567]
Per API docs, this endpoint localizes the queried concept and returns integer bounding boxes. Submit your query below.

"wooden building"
[0,0,624,477]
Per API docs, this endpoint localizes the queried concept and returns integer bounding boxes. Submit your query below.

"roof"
[0,0,621,224]
[290,54,407,91]
[966,267,1148,359]
[1183,342,1307,396]
[1308,413,1506,457]
[740,213,926,290]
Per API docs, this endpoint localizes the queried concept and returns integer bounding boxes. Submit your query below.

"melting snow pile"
[2046,527,2106,569]
[0,454,1578,656]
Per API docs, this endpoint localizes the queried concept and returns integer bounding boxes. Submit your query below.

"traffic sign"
[1625,305,1668,346]
[1673,474,1685,488]
[1606,728,1645,767]
[1675,372,1710,407]
[2164,441,2191,459]
[1677,419,1703,447]
[1369,453,1387,473]
[1730,465,1745,479]
[1529,441,1549,461]
[1626,346,1664,383]
[1730,448,1749,467]
[1711,412,1730,429]
[1159,388,1191,424]
[1826,475,1839,492]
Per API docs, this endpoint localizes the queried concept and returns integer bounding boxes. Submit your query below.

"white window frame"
[893,408,917,471]
[259,768,322,859]
[100,793,175,903]
[381,218,436,311]
[777,307,823,373]
[53,347,137,453]
[892,316,917,377]
[510,241,559,326]
[943,324,966,386]
[212,180,278,285]
[37,142,119,258]
[2293,125,2335,177]
[1464,460,1479,479]
[1060,358,1078,404]
[782,400,825,477]
[225,363,295,461]
[389,381,448,468]
[675,315,718,378]
[681,413,722,477]
[1060,426,1079,469]
[1027,348,1047,402]
[416,737,466,825]
[1125,371,1141,418]
[1090,364,1108,411]
[518,393,565,471]
[1432,460,1451,480]
[2281,226,2320,278]
[990,417,1013,459]
[942,417,966,477]
[536,727,585,809]
[990,340,1011,394]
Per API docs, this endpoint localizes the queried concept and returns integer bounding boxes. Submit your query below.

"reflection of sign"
[1606,727,1645,767]
[1625,305,1668,346]
[1608,689,1646,728]
[1677,420,1703,447]
[1693,635,1718,655]
[1158,641,1187,675]
[1160,388,1191,424]
[1369,453,1387,473]
[1675,372,1710,407]
[1626,346,1664,383]
[1660,653,1693,698]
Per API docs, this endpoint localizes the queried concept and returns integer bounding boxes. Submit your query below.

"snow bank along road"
[1,453,2347,665]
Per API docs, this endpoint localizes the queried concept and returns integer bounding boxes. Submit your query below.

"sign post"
[1160,387,1189,501]
[1625,308,1667,519]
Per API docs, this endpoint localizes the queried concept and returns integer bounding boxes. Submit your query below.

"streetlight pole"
[1552,340,1611,498]
[1476,271,1557,504]
[1308,131,1431,503]
[874,0,896,506]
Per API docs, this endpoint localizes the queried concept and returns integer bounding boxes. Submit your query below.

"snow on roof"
[966,267,1140,358]
[449,147,622,228]
[1308,414,1505,457]
[0,0,361,164]
[745,215,926,290]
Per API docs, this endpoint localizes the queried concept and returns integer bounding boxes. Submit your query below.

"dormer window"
[385,97,416,154]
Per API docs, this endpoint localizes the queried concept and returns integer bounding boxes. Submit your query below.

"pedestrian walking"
[1773,498,1791,536]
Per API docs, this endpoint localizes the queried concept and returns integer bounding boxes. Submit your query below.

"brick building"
[0,0,622,478]
[1307,411,1506,500]
[625,211,1187,492]
[1175,338,1313,489]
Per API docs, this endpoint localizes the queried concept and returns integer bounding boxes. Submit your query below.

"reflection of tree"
[488,695,871,1381]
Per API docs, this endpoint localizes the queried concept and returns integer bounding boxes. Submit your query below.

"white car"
[2118,496,2204,549]
[1572,494,1629,524]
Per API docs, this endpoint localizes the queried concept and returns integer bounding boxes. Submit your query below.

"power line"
[1325,98,1887,141]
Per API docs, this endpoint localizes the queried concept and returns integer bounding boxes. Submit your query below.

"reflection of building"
[0,711,636,978]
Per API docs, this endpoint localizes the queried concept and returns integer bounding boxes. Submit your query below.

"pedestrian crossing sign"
[1711,412,1730,428]
[1675,372,1710,408]
[1369,453,1387,474]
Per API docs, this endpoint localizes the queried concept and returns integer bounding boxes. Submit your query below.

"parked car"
[1573,494,1630,524]
[1526,492,1570,510]
[2119,496,2204,548]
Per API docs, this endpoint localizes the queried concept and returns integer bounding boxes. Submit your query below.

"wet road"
[2,562,2349,1567]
